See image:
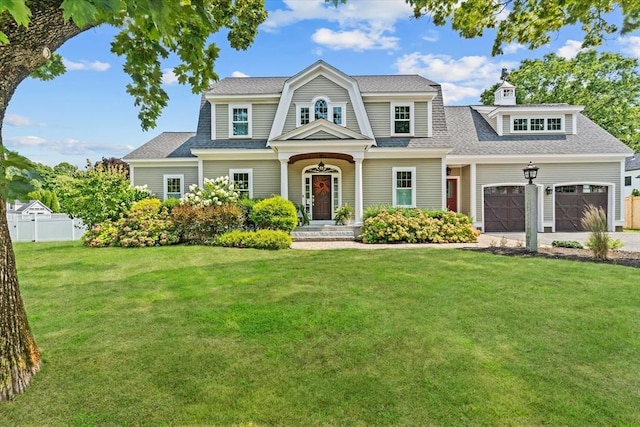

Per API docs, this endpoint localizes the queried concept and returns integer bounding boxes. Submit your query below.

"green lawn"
[2,242,639,425]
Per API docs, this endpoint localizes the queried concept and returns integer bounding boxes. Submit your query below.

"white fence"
[7,214,87,242]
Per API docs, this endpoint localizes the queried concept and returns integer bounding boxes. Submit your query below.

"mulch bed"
[466,246,640,268]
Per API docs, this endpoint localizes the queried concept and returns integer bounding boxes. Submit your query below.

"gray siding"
[215,104,228,140]
[284,75,359,134]
[565,113,573,134]
[414,102,428,137]
[214,103,276,140]
[133,166,198,200]
[502,114,510,135]
[364,102,389,137]
[362,158,442,209]
[475,162,620,223]
[253,104,278,139]
[203,160,280,198]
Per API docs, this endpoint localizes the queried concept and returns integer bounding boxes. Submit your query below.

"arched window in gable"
[314,99,328,120]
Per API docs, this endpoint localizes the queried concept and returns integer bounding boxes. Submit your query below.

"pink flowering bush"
[361,208,479,244]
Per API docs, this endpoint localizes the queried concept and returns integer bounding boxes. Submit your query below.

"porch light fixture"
[317,160,325,172]
[523,161,539,185]
[446,167,451,176]
[545,186,552,195]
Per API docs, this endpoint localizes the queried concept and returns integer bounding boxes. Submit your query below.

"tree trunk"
[0,1,93,401]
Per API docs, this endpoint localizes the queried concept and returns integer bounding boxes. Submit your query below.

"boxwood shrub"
[361,208,479,244]
[249,196,298,232]
[214,229,292,250]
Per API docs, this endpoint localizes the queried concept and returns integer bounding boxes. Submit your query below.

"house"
[124,61,633,232]
[624,155,640,197]
[6,200,52,217]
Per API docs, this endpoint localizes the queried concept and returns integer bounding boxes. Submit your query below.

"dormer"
[494,81,516,106]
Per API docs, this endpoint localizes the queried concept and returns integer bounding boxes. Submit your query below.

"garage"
[555,185,608,231]
[484,186,525,232]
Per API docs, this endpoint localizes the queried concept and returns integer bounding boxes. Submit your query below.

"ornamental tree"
[0,0,266,401]
[407,0,640,55]
[480,50,640,152]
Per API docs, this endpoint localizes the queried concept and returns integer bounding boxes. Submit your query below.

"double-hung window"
[230,169,253,199]
[164,174,184,200]
[391,102,414,135]
[229,104,251,137]
[392,167,416,207]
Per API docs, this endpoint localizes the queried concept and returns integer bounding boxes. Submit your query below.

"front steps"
[291,225,359,242]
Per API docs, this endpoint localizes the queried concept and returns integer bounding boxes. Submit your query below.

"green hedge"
[249,196,298,232]
[214,229,292,250]
[361,208,479,244]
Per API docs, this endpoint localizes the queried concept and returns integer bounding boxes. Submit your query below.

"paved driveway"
[484,231,640,252]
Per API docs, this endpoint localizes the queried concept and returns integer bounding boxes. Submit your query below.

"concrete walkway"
[291,231,640,252]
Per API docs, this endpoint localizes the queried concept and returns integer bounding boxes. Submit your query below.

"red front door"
[446,178,458,212]
[312,175,332,220]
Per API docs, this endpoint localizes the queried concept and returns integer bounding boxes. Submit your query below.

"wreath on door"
[313,178,331,195]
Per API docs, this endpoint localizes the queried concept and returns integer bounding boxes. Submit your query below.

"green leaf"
[0,0,31,27]
[60,0,99,27]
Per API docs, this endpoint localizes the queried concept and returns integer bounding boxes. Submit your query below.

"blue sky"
[3,0,640,167]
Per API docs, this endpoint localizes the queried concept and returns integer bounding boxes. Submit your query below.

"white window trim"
[229,168,253,199]
[296,97,347,127]
[392,167,416,207]
[510,115,565,133]
[391,101,415,136]
[228,103,252,138]
[163,174,184,200]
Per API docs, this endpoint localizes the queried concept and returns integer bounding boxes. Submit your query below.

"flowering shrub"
[250,196,298,232]
[361,208,479,244]
[83,220,120,247]
[171,203,245,244]
[82,199,178,247]
[181,176,239,208]
[214,229,292,250]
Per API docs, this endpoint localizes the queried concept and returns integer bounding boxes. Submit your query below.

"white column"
[198,159,204,187]
[280,159,289,199]
[355,157,363,224]
[470,163,477,227]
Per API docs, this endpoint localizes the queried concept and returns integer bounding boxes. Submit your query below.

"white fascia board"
[205,93,280,104]
[126,159,199,167]
[487,105,584,119]
[365,148,451,159]
[361,92,436,101]
[190,149,277,160]
[272,119,372,141]
[448,153,630,164]
[270,140,373,152]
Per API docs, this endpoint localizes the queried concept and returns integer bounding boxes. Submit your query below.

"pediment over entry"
[270,118,373,143]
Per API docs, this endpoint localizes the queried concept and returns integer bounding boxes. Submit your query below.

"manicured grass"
[2,242,639,425]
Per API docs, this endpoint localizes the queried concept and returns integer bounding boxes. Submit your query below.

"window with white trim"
[229,104,251,137]
[230,168,253,199]
[391,102,414,135]
[296,97,347,127]
[511,116,564,133]
[392,167,416,207]
[164,174,184,200]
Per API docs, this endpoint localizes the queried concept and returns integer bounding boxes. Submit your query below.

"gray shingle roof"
[626,154,640,171]
[445,106,633,156]
[205,75,438,96]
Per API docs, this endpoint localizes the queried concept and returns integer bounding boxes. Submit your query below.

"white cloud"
[422,30,439,43]
[162,68,179,85]
[62,58,110,72]
[556,40,585,59]
[5,135,46,147]
[263,0,411,52]
[231,71,250,78]
[394,52,517,104]
[312,27,399,51]
[618,36,640,58]
[503,42,524,54]
[4,114,33,127]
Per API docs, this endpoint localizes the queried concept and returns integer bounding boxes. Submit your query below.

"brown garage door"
[555,185,608,231]
[484,186,525,232]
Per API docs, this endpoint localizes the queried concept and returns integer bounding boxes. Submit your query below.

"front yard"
[3,242,639,425]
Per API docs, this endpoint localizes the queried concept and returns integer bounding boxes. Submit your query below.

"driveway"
[483,231,640,252]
